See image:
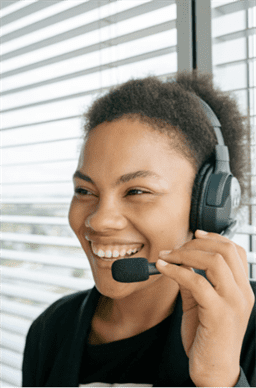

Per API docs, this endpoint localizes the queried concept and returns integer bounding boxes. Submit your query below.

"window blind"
[1,1,177,386]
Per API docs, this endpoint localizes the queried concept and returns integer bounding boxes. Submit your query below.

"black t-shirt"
[79,313,173,386]
[22,283,256,387]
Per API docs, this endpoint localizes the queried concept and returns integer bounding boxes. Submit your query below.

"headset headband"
[194,95,231,175]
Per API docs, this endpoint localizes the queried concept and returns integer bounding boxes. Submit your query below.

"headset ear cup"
[190,162,213,234]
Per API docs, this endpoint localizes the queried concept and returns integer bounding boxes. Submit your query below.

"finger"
[194,230,249,285]
[174,266,200,313]
[157,249,237,298]
[156,259,219,309]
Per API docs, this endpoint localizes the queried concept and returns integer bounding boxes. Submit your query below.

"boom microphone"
[112,257,161,283]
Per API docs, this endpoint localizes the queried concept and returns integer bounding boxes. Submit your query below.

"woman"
[22,71,255,387]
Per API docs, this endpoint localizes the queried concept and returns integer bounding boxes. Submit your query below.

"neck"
[99,277,180,331]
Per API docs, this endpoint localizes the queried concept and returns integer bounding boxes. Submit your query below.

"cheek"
[138,194,191,228]
[68,197,85,232]
[137,195,192,248]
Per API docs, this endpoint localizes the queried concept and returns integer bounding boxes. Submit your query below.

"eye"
[74,188,94,196]
[126,189,151,196]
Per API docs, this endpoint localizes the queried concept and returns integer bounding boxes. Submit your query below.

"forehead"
[80,118,173,162]
[77,118,195,187]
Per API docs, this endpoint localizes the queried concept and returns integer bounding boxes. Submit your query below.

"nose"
[85,199,128,232]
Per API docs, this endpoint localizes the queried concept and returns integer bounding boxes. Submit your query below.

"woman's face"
[69,118,196,299]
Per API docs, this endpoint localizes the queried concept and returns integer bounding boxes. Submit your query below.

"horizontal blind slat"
[213,27,256,43]
[1,197,71,203]
[1,330,25,353]
[0,380,15,387]
[2,136,79,149]
[1,297,45,320]
[1,0,62,27]
[1,215,69,224]
[247,253,256,264]
[2,117,81,146]
[1,364,21,387]
[1,266,94,290]
[1,114,79,131]
[1,232,80,246]
[212,0,256,17]
[215,57,256,68]
[1,348,22,371]
[1,249,90,269]
[0,1,20,11]
[2,314,31,336]
[2,283,65,304]
[236,224,256,235]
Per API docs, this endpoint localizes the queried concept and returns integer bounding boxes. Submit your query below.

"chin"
[92,272,138,299]
[92,266,162,300]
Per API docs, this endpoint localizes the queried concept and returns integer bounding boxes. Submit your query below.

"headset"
[189,95,241,236]
[112,95,243,282]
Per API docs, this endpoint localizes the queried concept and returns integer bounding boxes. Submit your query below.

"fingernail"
[197,230,208,236]
[159,250,172,258]
[157,259,168,267]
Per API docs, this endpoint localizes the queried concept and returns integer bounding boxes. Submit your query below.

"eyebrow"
[73,170,161,187]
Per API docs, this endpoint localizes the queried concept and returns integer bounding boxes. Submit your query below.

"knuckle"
[242,295,255,318]
[237,245,247,258]
[235,287,255,315]
[212,252,224,266]
[223,241,237,256]
[248,288,256,309]
[230,243,248,270]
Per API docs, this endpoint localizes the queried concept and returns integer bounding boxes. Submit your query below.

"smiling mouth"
[89,242,144,261]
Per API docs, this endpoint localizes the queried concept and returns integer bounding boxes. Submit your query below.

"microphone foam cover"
[111,257,149,283]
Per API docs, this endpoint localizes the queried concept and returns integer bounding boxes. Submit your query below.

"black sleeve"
[21,290,89,387]
[22,319,40,387]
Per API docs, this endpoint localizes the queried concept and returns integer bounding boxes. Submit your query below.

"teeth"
[105,250,112,258]
[97,249,105,258]
[90,241,142,258]
[112,250,119,258]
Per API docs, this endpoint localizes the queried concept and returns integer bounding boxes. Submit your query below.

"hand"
[156,229,255,387]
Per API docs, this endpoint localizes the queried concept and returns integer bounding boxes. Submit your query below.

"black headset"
[189,96,241,235]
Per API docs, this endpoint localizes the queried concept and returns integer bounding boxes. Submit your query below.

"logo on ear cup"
[230,176,241,215]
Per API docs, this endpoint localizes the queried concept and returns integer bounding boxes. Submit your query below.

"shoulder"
[27,288,93,339]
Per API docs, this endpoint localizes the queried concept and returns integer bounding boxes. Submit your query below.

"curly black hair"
[82,71,250,217]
